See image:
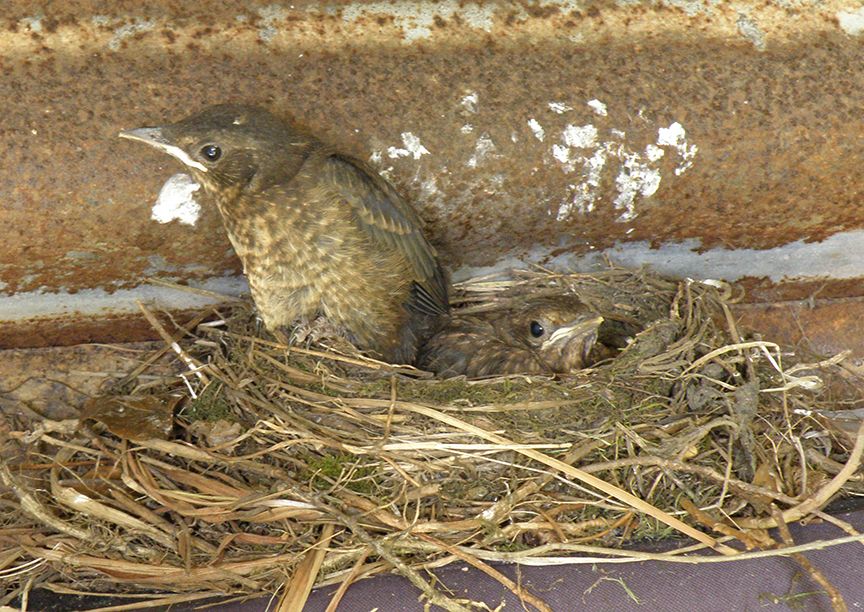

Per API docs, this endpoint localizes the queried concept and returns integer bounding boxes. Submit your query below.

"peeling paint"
[341,1,495,43]
[657,122,698,175]
[552,144,572,165]
[554,121,697,222]
[107,17,156,51]
[837,7,864,36]
[557,147,607,219]
[256,4,289,43]
[460,92,479,114]
[613,149,663,222]
[587,99,608,116]
[150,173,201,226]
[548,101,573,114]
[527,118,545,141]
[386,132,430,160]
[563,124,599,149]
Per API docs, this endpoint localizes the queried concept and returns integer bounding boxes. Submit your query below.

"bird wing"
[323,154,449,315]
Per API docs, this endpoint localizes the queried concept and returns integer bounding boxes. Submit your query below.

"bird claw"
[290,316,345,347]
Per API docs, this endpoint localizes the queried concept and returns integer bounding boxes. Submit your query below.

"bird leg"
[290,315,350,347]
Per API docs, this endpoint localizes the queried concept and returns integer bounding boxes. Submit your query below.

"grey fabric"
[304,509,863,612]
[22,508,864,611]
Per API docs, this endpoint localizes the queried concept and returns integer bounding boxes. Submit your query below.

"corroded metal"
[4,1,864,345]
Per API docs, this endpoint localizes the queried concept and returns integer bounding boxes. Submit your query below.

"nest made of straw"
[3,266,864,611]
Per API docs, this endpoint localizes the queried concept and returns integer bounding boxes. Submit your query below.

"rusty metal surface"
[4,1,864,344]
[735,298,864,360]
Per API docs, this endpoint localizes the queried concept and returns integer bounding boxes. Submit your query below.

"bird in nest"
[120,104,449,365]
[417,294,608,378]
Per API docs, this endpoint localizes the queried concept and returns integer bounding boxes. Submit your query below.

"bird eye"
[529,321,545,338]
[200,144,222,162]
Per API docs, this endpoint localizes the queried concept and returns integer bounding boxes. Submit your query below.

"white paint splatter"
[151,173,201,226]
[527,118,545,142]
[645,144,665,162]
[587,99,608,116]
[461,124,475,134]
[107,17,156,51]
[552,144,571,165]
[562,124,598,149]
[556,147,608,220]
[460,92,479,114]
[613,150,663,222]
[256,4,288,42]
[548,102,573,114]
[838,7,864,35]
[467,133,496,168]
[657,122,698,175]
[552,120,697,222]
[553,124,599,170]
[341,2,495,43]
[386,132,430,160]
[369,150,383,164]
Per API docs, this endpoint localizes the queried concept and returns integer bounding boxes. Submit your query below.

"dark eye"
[200,144,221,162]
[529,321,545,338]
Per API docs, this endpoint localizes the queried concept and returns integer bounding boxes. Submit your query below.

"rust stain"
[735,297,864,359]
[1,1,864,318]
[1,309,207,349]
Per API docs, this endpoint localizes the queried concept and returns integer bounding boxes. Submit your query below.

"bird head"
[119,104,311,196]
[502,296,603,372]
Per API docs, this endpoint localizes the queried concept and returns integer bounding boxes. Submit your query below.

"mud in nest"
[3,266,864,611]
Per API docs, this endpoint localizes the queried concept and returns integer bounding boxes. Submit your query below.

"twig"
[417,533,553,612]
[277,524,335,612]
[771,506,847,612]
[738,419,864,528]
[397,403,736,555]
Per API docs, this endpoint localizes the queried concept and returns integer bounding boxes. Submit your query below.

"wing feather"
[324,154,449,315]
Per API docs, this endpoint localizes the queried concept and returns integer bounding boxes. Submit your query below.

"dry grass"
[3,266,863,611]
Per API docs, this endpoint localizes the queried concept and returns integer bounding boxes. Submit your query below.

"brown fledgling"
[120,105,449,364]
[417,295,604,378]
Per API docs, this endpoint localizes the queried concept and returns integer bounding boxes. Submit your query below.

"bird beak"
[544,315,604,368]
[118,127,208,173]
[546,315,604,347]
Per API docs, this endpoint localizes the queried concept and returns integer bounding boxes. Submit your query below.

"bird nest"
[3,266,864,611]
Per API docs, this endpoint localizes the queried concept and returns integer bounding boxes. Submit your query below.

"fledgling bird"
[120,104,449,364]
[417,295,604,378]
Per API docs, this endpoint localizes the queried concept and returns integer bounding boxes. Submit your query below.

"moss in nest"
[179,382,235,423]
[305,452,377,495]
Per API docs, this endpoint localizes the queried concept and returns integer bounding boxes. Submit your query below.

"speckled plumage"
[121,104,449,363]
[417,295,603,378]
